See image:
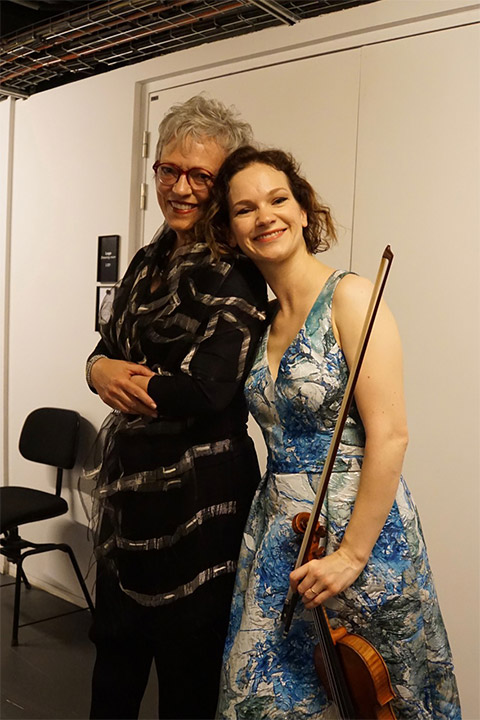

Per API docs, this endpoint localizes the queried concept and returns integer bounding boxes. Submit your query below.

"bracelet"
[86,354,108,389]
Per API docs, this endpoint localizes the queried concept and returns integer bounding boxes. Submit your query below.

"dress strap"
[303,269,353,337]
[321,269,353,308]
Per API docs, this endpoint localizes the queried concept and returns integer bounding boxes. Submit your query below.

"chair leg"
[4,542,94,645]
[20,567,31,589]
[12,561,23,646]
[62,545,95,614]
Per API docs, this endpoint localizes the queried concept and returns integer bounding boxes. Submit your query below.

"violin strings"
[313,607,352,718]
[313,609,342,714]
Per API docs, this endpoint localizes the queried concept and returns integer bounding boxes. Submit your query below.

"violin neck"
[313,607,355,719]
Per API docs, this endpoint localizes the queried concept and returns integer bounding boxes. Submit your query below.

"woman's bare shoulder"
[334,272,374,312]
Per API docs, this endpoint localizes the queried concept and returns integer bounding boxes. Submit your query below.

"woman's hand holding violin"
[90,357,157,417]
[290,547,366,609]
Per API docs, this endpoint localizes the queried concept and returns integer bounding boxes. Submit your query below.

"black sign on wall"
[97,235,119,283]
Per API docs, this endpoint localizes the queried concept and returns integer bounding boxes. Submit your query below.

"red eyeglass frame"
[152,161,215,187]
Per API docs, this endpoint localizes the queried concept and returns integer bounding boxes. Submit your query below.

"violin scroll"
[292,512,326,561]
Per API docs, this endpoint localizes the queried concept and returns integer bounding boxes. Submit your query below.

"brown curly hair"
[198,145,337,258]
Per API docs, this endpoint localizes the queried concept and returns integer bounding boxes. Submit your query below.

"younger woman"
[200,146,461,720]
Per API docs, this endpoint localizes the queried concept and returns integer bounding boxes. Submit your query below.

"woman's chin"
[167,214,201,237]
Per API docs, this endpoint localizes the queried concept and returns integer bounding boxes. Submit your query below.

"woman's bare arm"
[291,274,408,606]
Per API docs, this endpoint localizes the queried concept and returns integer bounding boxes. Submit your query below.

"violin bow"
[282,245,394,634]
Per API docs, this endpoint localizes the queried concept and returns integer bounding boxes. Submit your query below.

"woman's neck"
[261,253,331,316]
[173,232,186,252]
[172,229,199,253]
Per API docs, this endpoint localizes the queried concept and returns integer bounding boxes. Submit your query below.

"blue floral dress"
[217,270,461,720]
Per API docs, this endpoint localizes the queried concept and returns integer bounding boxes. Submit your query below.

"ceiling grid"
[0,0,379,98]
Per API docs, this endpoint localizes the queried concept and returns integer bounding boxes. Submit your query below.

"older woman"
[200,146,460,719]
[86,98,268,720]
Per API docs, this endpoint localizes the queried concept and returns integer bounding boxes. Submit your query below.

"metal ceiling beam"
[0,84,29,99]
[6,0,41,9]
[246,0,300,26]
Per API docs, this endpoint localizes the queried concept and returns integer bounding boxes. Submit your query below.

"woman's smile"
[254,228,286,242]
[168,200,199,214]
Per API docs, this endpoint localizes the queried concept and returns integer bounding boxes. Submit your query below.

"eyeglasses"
[152,161,215,191]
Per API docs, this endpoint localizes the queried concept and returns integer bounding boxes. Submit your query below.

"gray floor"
[0,573,157,719]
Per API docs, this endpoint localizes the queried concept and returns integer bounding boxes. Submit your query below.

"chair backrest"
[19,408,80,470]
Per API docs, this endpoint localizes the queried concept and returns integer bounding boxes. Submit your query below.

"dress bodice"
[245,270,366,474]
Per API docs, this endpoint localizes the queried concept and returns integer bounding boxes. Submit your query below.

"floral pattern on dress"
[217,270,461,720]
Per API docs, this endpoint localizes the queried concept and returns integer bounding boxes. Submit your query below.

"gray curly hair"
[155,94,253,160]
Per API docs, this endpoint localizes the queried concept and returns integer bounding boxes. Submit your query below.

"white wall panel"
[7,70,144,597]
[353,24,480,716]
[0,99,12,485]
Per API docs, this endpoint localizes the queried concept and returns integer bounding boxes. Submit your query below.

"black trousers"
[89,564,234,719]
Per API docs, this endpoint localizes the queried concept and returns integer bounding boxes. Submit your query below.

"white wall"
[353,25,480,715]
[0,98,14,493]
[5,69,146,594]
[2,0,479,716]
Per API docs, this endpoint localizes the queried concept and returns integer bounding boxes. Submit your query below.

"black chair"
[0,407,94,646]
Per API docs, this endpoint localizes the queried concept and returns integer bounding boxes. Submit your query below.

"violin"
[292,513,396,719]
[281,247,397,720]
